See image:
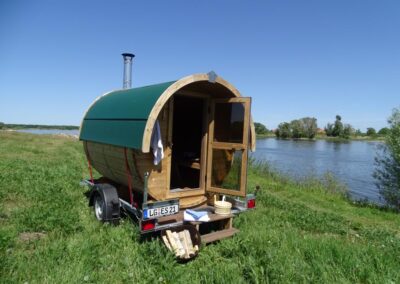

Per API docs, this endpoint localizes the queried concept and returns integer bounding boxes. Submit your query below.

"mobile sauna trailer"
[80,54,257,242]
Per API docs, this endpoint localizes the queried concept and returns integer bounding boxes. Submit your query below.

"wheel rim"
[94,195,105,221]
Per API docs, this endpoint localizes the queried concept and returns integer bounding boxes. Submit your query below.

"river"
[15,129,79,136]
[252,138,383,204]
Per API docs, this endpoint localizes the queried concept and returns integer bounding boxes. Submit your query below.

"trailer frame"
[80,175,257,238]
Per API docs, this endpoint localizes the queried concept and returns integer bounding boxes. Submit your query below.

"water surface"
[16,129,79,136]
[252,138,382,203]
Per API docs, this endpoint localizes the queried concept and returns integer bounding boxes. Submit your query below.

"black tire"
[94,193,106,221]
[90,183,120,224]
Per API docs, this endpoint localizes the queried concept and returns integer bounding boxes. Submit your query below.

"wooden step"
[201,228,239,244]
[157,206,233,225]
[189,213,234,225]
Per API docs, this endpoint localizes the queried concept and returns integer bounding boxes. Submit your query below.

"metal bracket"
[80,179,94,187]
[143,172,149,208]
[207,71,218,83]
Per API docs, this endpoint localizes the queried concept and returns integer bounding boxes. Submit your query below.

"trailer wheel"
[94,193,106,221]
[90,183,120,224]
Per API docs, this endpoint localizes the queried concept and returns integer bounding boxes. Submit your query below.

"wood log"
[166,230,180,257]
[162,235,172,252]
[184,230,195,255]
[172,232,185,257]
[179,231,190,259]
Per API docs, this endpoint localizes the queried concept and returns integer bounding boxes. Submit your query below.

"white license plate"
[143,205,179,219]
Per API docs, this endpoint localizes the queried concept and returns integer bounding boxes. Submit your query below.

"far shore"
[2,127,384,143]
[256,134,385,142]
[0,123,79,130]
[0,129,79,139]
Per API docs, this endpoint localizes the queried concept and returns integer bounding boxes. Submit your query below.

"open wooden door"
[206,97,251,197]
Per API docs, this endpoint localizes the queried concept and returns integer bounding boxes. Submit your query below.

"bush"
[254,122,269,135]
[355,129,364,136]
[341,124,354,139]
[366,128,377,136]
[276,122,291,138]
[374,107,400,209]
[378,127,389,136]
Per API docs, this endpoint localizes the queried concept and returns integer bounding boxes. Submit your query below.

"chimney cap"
[122,53,135,58]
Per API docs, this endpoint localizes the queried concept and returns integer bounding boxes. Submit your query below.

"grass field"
[1,131,400,283]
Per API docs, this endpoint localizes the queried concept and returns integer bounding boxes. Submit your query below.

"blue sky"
[0,0,399,131]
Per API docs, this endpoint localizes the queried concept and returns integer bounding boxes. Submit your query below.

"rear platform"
[157,205,239,244]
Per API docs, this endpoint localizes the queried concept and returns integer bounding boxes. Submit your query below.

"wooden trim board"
[141,74,256,153]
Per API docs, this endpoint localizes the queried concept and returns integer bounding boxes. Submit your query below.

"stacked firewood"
[162,229,199,259]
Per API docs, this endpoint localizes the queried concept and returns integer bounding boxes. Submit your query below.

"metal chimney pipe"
[122,53,135,89]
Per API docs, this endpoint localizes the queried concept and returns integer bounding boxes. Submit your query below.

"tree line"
[255,116,389,140]
[275,117,318,139]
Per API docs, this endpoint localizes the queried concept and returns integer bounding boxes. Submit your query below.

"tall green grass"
[1,131,400,283]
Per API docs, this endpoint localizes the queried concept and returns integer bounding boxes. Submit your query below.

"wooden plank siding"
[85,102,171,202]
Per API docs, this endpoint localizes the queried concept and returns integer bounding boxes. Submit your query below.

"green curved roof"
[79,81,176,149]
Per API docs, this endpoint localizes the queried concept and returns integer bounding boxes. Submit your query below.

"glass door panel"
[206,98,251,197]
[214,102,245,143]
[211,149,243,191]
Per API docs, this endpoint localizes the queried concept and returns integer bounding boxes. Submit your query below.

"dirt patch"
[3,198,18,210]
[2,196,32,217]
[19,232,46,242]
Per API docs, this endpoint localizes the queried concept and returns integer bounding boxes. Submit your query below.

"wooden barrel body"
[84,141,168,201]
[84,101,171,202]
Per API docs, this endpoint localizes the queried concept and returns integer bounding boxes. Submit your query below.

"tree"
[301,117,318,139]
[374,107,400,209]
[355,129,364,136]
[276,122,291,139]
[378,127,389,136]
[341,124,353,139]
[325,123,334,136]
[290,119,303,139]
[366,127,377,136]
[332,115,343,137]
[254,122,269,135]
[0,122,4,129]
[325,115,352,139]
